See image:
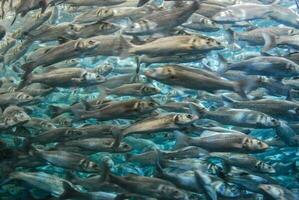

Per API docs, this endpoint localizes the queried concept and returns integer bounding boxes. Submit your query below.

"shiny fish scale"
[0,0,298,200]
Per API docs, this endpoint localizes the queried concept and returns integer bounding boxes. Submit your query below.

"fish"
[0,1,298,199]
[259,184,299,200]
[0,25,6,40]
[31,148,102,172]
[123,1,199,35]
[128,34,224,56]
[191,103,280,128]
[212,3,274,23]
[175,130,269,153]
[223,56,299,79]
[104,165,189,200]
[101,83,160,97]
[72,98,158,121]
[19,67,106,89]
[145,65,248,98]
[121,113,198,136]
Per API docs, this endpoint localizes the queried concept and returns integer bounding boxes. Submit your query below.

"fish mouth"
[144,69,155,78]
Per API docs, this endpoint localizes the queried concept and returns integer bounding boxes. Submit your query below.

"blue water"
[0,0,298,200]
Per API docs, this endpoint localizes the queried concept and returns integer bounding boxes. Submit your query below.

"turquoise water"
[0,0,298,200]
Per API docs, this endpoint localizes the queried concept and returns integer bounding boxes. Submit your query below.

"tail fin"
[217,53,231,74]
[262,33,277,52]
[154,149,164,177]
[17,73,32,90]
[225,28,236,44]
[174,131,190,149]
[221,95,237,107]
[112,131,123,150]
[71,109,87,121]
[119,36,133,59]
[188,102,207,118]
[59,181,82,200]
[137,0,151,7]
[101,156,113,182]
[11,12,17,25]
[234,79,252,99]
[20,62,35,76]
[48,105,66,117]
[194,170,217,200]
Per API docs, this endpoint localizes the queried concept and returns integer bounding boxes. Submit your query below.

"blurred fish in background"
[0,0,298,200]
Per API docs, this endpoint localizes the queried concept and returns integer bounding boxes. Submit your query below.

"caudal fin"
[48,105,66,117]
[17,73,32,90]
[118,36,134,59]
[262,33,277,52]
[174,131,190,149]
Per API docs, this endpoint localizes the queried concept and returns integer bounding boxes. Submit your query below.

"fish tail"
[119,36,134,59]
[17,73,33,90]
[224,28,236,44]
[137,0,151,7]
[48,105,66,117]
[154,148,164,176]
[112,131,123,150]
[262,33,277,52]
[59,181,81,200]
[71,109,86,121]
[10,12,17,25]
[234,80,248,99]
[101,156,113,182]
[221,94,237,107]
[20,61,35,76]
[174,130,190,149]
[98,86,109,98]
[217,53,230,74]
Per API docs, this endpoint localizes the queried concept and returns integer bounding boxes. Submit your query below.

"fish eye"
[186,114,192,119]
[88,40,95,45]
[149,102,155,106]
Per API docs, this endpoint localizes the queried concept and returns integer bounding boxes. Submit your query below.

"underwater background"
[0,0,298,199]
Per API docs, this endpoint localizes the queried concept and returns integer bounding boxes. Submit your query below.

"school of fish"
[0,0,298,199]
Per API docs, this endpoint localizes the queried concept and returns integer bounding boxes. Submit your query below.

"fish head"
[65,129,84,138]
[285,62,299,73]
[258,184,283,199]
[96,7,114,19]
[94,63,113,76]
[173,113,198,125]
[98,22,120,32]
[81,71,106,83]
[122,20,148,35]
[144,66,177,81]
[213,180,241,198]
[255,161,276,174]
[259,116,280,128]
[158,185,189,200]
[134,99,159,113]
[16,92,34,102]
[141,84,160,95]
[288,28,299,36]
[4,110,31,127]
[212,9,240,23]
[242,137,268,152]
[80,159,101,172]
[74,39,99,51]
[118,143,133,152]
[190,36,224,51]
[40,120,57,130]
